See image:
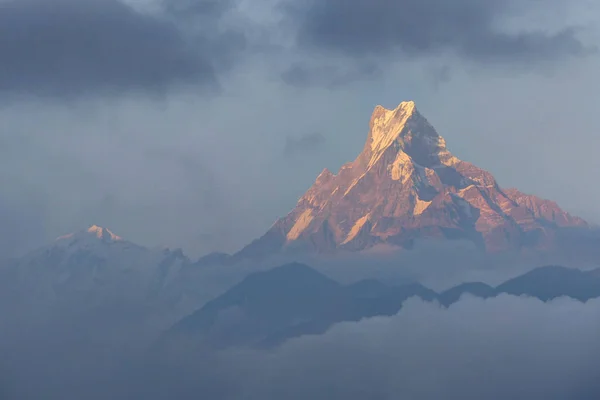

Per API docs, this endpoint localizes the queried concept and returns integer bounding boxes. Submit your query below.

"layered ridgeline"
[165,263,600,349]
[237,101,586,259]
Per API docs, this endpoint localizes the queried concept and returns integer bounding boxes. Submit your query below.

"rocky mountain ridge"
[236,101,587,260]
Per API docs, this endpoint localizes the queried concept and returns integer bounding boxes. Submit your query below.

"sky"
[0,0,599,258]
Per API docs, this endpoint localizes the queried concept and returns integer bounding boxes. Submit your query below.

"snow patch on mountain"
[56,224,123,243]
[287,209,314,241]
[234,100,589,259]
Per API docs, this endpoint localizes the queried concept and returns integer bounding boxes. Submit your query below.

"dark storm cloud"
[283,132,326,156]
[0,0,245,98]
[284,0,589,63]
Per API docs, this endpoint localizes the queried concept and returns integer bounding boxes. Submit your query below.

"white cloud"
[220,295,600,399]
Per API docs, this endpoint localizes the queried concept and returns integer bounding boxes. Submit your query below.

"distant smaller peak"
[56,225,123,242]
[87,225,123,241]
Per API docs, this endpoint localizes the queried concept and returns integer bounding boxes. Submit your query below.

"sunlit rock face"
[236,101,587,259]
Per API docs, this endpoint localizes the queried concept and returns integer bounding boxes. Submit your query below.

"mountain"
[194,251,233,267]
[2,225,186,301]
[168,263,342,347]
[496,265,600,302]
[165,263,600,349]
[0,225,206,339]
[236,101,587,260]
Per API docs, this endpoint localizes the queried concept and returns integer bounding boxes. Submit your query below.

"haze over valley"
[1,0,600,399]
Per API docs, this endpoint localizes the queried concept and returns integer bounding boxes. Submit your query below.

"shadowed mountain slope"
[167,264,600,348]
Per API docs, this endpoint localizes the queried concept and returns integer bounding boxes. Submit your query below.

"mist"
[1,0,599,399]
[3,295,599,400]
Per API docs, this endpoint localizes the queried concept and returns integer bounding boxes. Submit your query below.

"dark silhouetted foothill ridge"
[166,263,600,349]
[496,266,600,302]
[438,282,497,307]
[169,263,342,347]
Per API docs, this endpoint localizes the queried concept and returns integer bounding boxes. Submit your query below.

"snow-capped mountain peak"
[56,225,123,243]
[234,100,588,259]
[86,225,122,241]
[367,101,457,170]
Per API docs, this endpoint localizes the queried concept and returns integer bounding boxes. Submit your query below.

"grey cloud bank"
[0,0,591,100]
[233,296,600,400]
[5,295,599,399]
[285,0,591,63]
